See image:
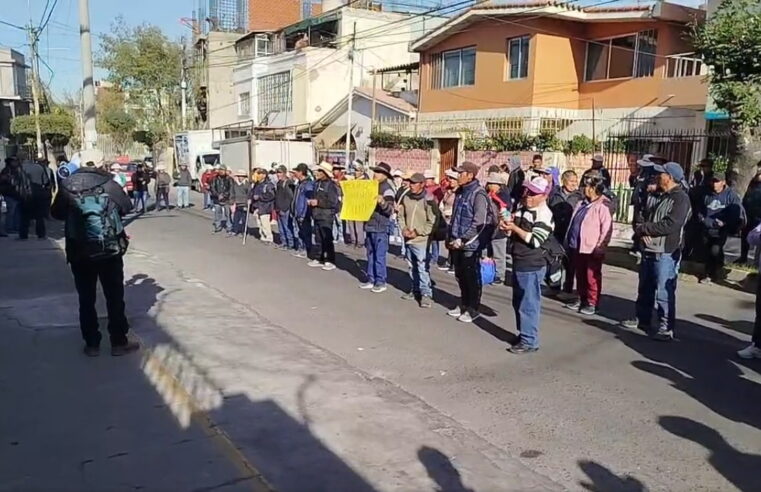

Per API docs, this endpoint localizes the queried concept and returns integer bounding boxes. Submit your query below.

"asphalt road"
[122,202,761,491]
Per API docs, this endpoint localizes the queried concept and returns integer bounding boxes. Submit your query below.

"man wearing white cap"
[501,175,554,354]
[154,165,172,211]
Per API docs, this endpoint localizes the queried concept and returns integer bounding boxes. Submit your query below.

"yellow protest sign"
[340,180,378,222]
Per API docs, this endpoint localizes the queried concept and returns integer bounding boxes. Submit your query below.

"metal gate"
[603,128,735,185]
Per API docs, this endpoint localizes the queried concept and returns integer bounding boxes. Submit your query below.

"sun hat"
[313,161,333,176]
[423,170,436,180]
[444,168,459,179]
[486,172,508,186]
[371,162,393,178]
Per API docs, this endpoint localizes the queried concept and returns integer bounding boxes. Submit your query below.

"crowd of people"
[3,151,761,361]
[192,153,761,358]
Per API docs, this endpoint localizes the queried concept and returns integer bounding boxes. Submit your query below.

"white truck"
[173,130,220,189]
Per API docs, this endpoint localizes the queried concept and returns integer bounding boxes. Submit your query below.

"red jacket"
[201,170,215,191]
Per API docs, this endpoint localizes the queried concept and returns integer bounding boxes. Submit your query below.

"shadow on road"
[659,416,761,492]
[577,460,646,491]
[418,446,474,492]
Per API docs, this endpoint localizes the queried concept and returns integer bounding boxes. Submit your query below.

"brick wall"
[249,0,321,31]
[369,148,434,174]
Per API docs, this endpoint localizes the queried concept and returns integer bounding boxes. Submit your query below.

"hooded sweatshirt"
[398,189,436,245]
[702,185,743,234]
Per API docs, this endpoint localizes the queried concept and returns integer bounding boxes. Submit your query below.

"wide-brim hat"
[486,172,508,186]
[372,162,393,177]
[313,161,333,176]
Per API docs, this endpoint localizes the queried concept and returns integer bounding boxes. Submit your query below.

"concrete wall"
[249,0,320,31]
[0,48,27,99]
[206,32,242,130]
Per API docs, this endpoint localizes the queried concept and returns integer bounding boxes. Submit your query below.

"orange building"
[409,1,708,138]
[249,0,321,31]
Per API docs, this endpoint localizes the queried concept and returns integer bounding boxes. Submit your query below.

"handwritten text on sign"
[340,180,378,222]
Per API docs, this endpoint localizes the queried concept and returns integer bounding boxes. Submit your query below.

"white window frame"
[584,29,659,82]
[432,46,476,89]
[238,92,251,117]
[506,35,530,80]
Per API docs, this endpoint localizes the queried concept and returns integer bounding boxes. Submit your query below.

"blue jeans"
[277,212,296,249]
[365,231,390,286]
[4,196,20,233]
[231,206,247,235]
[295,217,313,254]
[427,240,441,266]
[133,191,146,212]
[512,267,546,348]
[636,251,680,332]
[203,191,212,209]
[406,242,432,297]
[213,204,229,231]
[176,186,190,207]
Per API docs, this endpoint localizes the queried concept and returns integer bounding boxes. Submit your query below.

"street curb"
[139,341,275,492]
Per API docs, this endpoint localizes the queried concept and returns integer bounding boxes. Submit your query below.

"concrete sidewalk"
[0,239,267,492]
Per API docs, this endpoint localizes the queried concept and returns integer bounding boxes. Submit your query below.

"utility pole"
[344,22,356,167]
[181,43,188,130]
[79,0,97,150]
[27,27,44,159]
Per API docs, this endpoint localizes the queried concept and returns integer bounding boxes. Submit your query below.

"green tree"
[101,108,137,154]
[693,0,761,191]
[11,111,75,148]
[97,18,182,159]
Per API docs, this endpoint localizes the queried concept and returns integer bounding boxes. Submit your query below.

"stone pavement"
[0,232,561,491]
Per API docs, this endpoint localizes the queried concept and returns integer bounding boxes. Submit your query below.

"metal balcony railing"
[665,53,707,78]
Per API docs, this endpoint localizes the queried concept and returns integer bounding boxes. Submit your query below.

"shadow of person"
[659,416,761,492]
[577,460,646,492]
[695,313,754,337]
[417,446,474,492]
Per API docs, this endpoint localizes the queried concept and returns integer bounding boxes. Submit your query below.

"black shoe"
[491,277,503,286]
[83,345,100,357]
[651,328,674,341]
[508,342,538,354]
[111,340,140,356]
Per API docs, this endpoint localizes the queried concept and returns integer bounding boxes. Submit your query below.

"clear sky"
[0,0,191,97]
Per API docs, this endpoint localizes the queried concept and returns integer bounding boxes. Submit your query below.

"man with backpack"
[20,157,56,240]
[50,165,137,357]
[447,161,493,323]
[397,173,437,308]
[0,156,28,236]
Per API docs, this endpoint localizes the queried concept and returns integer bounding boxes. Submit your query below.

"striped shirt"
[510,202,555,272]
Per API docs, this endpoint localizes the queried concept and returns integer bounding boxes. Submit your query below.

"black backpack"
[66,186,127,261]
[541,234,566,289]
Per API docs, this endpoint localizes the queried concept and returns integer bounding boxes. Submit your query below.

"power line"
[38,0,61,35]
[0,19,26,30]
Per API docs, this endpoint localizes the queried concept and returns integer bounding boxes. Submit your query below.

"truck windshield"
[202,154,219,165]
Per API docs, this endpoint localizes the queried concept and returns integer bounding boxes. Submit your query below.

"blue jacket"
[364,180,396,233]
[291,178,314,220]
[250,180,275,215]
[448,180,492,252]
[702,186,743,233]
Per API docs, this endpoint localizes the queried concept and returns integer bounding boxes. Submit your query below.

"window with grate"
[238,92,251,117]
[257,71,292,123]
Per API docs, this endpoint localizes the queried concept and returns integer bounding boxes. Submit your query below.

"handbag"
[480,257,496,285]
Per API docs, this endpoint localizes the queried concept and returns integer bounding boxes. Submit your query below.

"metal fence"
[603,128,735,186]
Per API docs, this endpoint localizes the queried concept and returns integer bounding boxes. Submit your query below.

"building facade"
[0,47,30,145]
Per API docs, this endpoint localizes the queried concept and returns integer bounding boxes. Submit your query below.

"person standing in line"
[447,161,492,323]
[210,165,233,233]
[438,168,459,272]
[274,165,296,250]
[737,170,761,265]
[154,165,172,211]
[500,176,554,354]
[131,163,150,213]
[563,174,613,315]
[359,162,396,293]
[423,169,445,269]
[398,173,436,308]
[332,162,347,244]
[50,163,138,357]
[20,157,55,240]
[110,164,127,191]
[548,170,582,294]
[201,165,215,209]
[0,156,28,236]
[392,172,412,258]
[229,169,251,237]
[622,162,691,341]
[175,163,192,209]
[307,162,339,270]
[585,154,612,191]
[346,162,368,249]
[631,154,661,257]
[698,171,743,284]
[251,168,276,243]
[738,220,761,359]
[290,163,314,258]
[485,172,511,285]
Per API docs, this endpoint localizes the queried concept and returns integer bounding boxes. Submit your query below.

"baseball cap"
[523,176,550,195]
[652,162,685,182]
[711,171,728,182]
[453,162,480,175]
[293,163,310,175]
[276,165,288,173]
[444,168,459,179]
[423,170,436,180]
[409,173,425,184]
[591,154,604,162]
[392,168,404,177]
[637,154,655,167]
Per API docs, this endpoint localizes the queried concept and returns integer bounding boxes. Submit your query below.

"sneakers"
[359,282,375,290]
[419,296,433,309]
[579,305,596,316]
[737,343,761,359]
[447,306,463,318]
[83,345,100,357]
[698,277,713,285]
[401,292,417,301]
[111,340,140,357]
[437,264,449,271]
[564,300,581,311]
[307,260,323,268]
[621,318,648,332]
[371,284,387,293]
[458,309,481,323]
[292,251,307,258]
[322,262,337,271]
[508,342,538,354]
[652,328,674,341]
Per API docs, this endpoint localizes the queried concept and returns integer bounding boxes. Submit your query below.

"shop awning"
[282,11,341,36]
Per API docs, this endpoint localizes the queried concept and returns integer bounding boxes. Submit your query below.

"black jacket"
[636,185,691,254]
[22,161,55,197]
[250,180,275,215]
[311,178,339,226]
[210,175,233,204]
[131,170,151,192]
[51,168,133,263]
[275,178,295,212]
[365,180,395,233]
[548,187,583,240]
